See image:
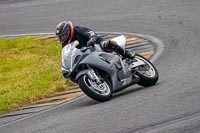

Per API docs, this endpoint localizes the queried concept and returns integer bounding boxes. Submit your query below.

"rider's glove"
[87,38,96,47]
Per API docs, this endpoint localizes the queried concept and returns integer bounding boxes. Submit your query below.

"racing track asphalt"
[0,0,200,132]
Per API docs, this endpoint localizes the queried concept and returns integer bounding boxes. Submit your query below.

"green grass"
[0,37,75,114]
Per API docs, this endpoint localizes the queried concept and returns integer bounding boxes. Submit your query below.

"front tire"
[78,75,112,102]
[135,54,159,87]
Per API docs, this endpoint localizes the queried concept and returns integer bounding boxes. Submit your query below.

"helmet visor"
[58,33,69,43]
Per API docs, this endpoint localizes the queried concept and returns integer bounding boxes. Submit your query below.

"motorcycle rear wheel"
[134,54,159,87]
[78,75,112,102]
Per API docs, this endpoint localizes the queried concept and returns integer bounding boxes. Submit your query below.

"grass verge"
[0,37,75,114]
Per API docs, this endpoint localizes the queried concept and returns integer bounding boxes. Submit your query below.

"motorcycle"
[61,35,159,102]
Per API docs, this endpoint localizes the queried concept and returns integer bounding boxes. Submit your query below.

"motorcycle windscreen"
[61,41,79,73]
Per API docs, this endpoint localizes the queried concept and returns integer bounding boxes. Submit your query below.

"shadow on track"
[61,83,160,113]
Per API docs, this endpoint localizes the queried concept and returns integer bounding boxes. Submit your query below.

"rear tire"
[135,54,159,87]
[78,75,112,102]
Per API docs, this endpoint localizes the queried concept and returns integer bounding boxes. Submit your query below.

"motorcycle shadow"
[112,84,159,99]
[68,84,160,110]
[112,86,144,99]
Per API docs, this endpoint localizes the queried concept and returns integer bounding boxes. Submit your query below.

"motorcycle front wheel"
[134,54,159,87]
[78,75,112,102]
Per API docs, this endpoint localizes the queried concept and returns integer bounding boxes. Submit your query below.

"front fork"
[86,69,103,85]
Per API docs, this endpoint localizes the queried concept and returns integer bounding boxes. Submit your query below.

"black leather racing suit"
[62,26,134,58]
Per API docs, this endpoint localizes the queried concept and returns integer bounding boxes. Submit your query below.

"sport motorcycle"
[61,35,159,102]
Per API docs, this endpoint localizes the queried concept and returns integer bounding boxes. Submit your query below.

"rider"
[55,21,135,59]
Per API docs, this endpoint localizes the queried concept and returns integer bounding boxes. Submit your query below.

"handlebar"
[80,46,93,52]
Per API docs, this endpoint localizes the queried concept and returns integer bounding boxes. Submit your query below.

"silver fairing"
[61,41,80,75]
[61,35,126,75]
[61,41,103,76]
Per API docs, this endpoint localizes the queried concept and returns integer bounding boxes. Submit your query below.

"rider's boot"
[115,45,135,59]
[124,50,135,59]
